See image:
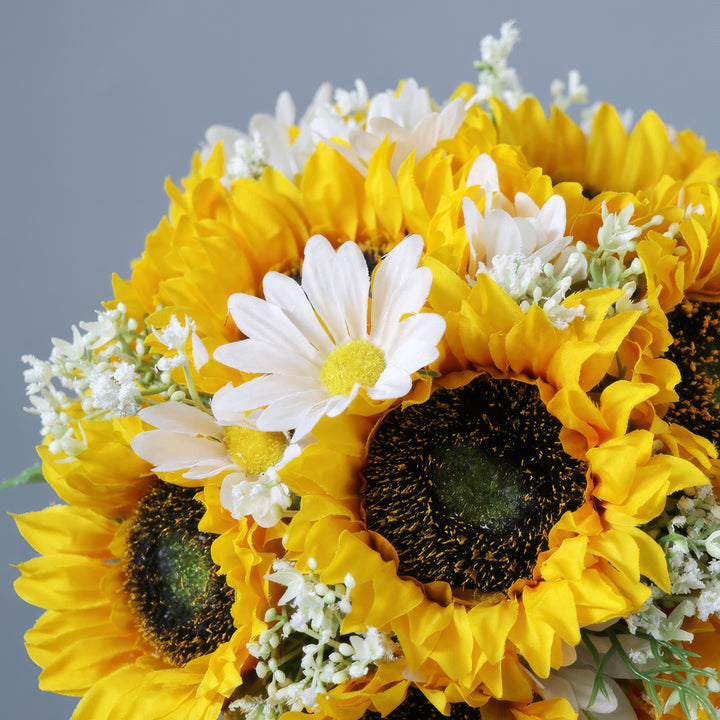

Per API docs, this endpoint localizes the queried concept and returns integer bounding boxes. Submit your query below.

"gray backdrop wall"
[2,1,720,717]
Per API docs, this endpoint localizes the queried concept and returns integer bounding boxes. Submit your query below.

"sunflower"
[476,97,720,196]
[278,274,708,710]
[633,180,720,474]
[14,416,277,720]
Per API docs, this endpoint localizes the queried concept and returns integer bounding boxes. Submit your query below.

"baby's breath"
[23,308,209,456]
[228,560,398,719]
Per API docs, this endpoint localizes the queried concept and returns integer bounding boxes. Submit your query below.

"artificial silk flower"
[312,77,466,175]
[219,467,292,528]
[14,418,273,720]
[464,153,579,278]
[203,82,333,182]
[462,153,587,328]
[131,403,310,527]
[211,234,446,440]
[131,402,303,481]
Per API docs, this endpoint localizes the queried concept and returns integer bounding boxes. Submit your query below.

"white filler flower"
[212,234,446,440]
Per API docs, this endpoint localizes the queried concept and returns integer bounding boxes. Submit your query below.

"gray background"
[2,1,720,717]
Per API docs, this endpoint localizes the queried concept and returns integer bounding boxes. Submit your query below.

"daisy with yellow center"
[131,403,309,527]
[211,233,446,440]
[461,152,587,328]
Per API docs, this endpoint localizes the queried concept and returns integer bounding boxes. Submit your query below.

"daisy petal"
[384,314,446,371]
[137,403,221,438]
[212,375,321,423]
[262,272,334,355]
[226,293,318,360]
[215,339,319,377]
[367,366,412,400]
[131,430,228,472]
[370,235,426,342]
[257,391,330,434]
[333,241,370,339]
[301,235,352,344]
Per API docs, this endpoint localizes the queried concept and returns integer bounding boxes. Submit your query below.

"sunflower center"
[429,444,527,529]
[225,425,288,474]
[664,299,720,445]
[124,482,235,666]
[320,340,385,396]
[362,375,587,593]
[361,686,481,719]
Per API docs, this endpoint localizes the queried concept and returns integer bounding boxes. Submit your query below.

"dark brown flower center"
[664,299,720,446]
[124,482,235,666]
[362,375,587,594]
[362,687,482,719]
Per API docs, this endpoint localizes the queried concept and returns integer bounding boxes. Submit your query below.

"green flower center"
[665,299,720,445]
[362,375,587,594]
[320,340,385,396]
[124,482,234,666]
[428,443,527,529]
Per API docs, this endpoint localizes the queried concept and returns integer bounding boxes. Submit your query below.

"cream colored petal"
[224,292,321,363]
[138,403,221,438]
[131,429,227,473]
[262,271,334,355]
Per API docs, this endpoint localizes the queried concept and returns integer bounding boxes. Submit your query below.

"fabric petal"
[215,338,319,377]
[262,271,334,355]
[138,403,221,438]
[224,292,320,362]
[130,430,228,473]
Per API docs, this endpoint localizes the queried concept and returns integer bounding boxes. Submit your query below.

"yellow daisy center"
[224,426,288,474]
[320,340,386,396]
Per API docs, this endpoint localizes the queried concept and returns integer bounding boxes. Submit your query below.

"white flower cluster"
[225,132,268,183]
[628,485,720,641]
[579,202,662,317]
[464,153,588,329]
[221,466,293,529]
[22,305,144,455]
[23,309,206,456]
[230,559,398,719]
[550,70,589,112]
[469,20,525,109]
[663,188,706,242]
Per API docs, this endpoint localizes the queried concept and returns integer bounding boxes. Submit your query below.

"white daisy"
[312,78,465,176]
[211,234,446,440]
[131,402,303,479]
[463,153,587,328]
[203,82,333,182]
[130,403,305,526]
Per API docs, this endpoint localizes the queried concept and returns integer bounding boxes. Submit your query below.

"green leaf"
[0,465,44,490]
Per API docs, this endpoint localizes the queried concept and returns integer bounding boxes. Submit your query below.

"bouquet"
[11,21,720,720]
